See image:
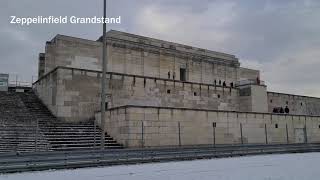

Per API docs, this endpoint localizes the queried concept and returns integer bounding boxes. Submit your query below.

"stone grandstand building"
[33,30,320,147]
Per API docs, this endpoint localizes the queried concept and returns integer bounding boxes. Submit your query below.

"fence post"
[212,122,216,147]
[304,125,308,144]
[141,121,144,148]
[286,123,289,144]
[304,116,308,143]
[265,123,268,144]
[35,118,38,152]
[178,122,181,146]
[15,75,18,87]
[94,120,96,148]
[240,123,243,145]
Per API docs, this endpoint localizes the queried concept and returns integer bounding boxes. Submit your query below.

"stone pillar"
[239,83,268,113]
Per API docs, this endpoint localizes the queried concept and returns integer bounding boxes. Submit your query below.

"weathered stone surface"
[98,106,320,148]
[42,30,244,85]
[33,30,320,147]
[35,67,240,122]
[267,92,320,116]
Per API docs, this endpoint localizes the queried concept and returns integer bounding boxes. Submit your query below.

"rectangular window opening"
[180,68,186,81]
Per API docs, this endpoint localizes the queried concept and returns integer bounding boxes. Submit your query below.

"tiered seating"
[0,91,122,153]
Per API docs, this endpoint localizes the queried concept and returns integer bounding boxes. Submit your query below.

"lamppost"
[100,0,107,150]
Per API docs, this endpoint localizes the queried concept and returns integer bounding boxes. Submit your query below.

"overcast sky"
[1,0,320,96]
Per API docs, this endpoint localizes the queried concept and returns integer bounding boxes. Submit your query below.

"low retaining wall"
[96,106,320,147]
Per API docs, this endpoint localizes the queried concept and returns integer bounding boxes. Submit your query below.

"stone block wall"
[33,68,320,125]
[97,106,320,148]
[42,31,258,87]
[34,70,58,115]
[44,35,102,74]
[35,68,101,122]
[268,92,320,116]
[34,67,240,122]
[110,74,239,111]
[238,84,268,113]
[239,67,260,80]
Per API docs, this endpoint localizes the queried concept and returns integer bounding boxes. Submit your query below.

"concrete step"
[46,136,114,141]
[47,140,117,144]
[50,146,122,151]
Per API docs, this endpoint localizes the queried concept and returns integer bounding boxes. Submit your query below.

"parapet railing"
[9,81,32,88]
[34,66,238,90]
[267,91,320,100]
[4,74,38,88]
[235,79,265,87]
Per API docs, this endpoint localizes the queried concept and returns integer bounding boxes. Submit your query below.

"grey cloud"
[0,0,320,96]
[0,0,146,81]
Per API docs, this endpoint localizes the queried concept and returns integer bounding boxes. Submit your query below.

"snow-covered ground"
[1,152,320,180]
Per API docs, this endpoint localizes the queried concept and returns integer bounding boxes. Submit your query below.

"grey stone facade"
[35,30,261,122]
[96,106,320,147]
[35,67,240,122]
[267,92,320,116]
[33,30,320,147]
[41,30,254,85]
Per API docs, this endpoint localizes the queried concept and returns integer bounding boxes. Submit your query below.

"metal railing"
[236,79,265,86]
[1,143,320,174]
[6,74,38,88]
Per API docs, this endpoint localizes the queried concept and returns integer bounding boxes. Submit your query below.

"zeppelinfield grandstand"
[1,30,320,152]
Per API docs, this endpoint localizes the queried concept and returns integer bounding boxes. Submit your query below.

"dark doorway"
[180,68,186,81]
[105,102,108,110]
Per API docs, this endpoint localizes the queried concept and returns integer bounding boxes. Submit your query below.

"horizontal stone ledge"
[34,66,238,90]
[96,105,320,118]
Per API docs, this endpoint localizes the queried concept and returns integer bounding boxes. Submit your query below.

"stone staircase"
[0,91,122,153]
[0,92,49,153]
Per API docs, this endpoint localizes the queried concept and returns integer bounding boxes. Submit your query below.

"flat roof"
[49,30,239,63]
[101,30,239,62]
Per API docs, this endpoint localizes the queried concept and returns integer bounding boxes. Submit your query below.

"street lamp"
[100,0,107,150]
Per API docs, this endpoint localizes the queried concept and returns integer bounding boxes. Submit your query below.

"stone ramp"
[0,91,122,153]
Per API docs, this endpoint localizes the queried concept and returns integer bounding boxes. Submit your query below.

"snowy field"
[1,152,320,180]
